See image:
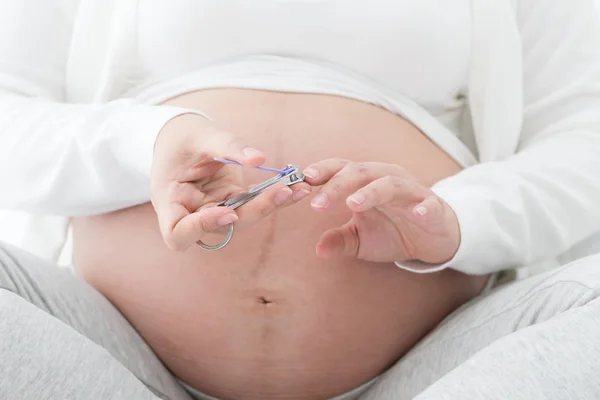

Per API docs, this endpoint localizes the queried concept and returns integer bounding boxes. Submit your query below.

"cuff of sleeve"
[394,182,501,276]
[118,105,212,179]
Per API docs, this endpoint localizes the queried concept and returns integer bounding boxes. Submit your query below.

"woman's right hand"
[150,113,311,251]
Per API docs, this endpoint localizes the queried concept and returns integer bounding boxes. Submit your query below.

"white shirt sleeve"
[396,0,600,275]
[0,1,198,216]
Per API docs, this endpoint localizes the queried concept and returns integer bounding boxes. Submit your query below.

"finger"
[167,181,206,213]
[260,184,311,209]
[234,185,293,225]
[411,195,446,224]
[307,162,402,211]
[225,184,310,229]
[157,180,236,229]
[154,181,205,246]
[198,131,267,168]
[302,159,405,186]
[290,182,312,202]
[345,176,430,212]
[177,158,226,182]
[166,206,238,251]
[302,159,351,186]
[156,202,189,247]
[315,219,359,260]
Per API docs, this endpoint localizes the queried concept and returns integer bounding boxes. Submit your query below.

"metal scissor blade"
[247,173,288,194]
[216,165,304,210]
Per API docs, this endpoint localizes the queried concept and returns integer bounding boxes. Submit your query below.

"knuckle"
[367,183,382,198]
[347,161,375,181]
[345,161,359,171]
[311,159,349,179]
[390,176,409,190]
[354,162,370,176]
[195,215,212,233]
[169,185,198,212]
[327,176,344,194]
[337,159,351,168]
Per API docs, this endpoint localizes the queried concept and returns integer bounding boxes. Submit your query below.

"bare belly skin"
[72,89,488,400]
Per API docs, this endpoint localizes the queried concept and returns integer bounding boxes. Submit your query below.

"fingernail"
[293,189,310,201]
[275,188,293,205]
[303,168,319,180]
[242,147,263,158]
[217,213,238,226]
[311,193,328,209]
[415,206,428,216]
[348,192,365,205]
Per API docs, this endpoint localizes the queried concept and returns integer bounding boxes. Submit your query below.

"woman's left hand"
[303,159,460,264]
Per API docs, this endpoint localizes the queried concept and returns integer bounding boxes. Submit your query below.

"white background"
[0,211,28,246]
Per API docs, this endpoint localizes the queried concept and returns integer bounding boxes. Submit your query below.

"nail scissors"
[196,161,305,251]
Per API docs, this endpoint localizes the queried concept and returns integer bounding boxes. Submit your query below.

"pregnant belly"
[72,89,488,400]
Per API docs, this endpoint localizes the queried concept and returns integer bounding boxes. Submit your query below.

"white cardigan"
[1,0,600,275]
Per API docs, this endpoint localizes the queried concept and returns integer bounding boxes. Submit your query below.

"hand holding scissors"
[150,114,311,251]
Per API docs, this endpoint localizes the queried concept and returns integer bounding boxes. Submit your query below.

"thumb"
[316,219,359,259]
[200,130,266,167]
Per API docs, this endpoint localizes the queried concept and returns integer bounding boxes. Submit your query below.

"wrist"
[154,110,213,153]
[113,105,206,182]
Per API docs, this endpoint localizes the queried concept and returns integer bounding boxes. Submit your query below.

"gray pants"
[1,242,599,400]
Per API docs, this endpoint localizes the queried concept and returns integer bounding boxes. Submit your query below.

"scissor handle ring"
[196,223,235,251]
